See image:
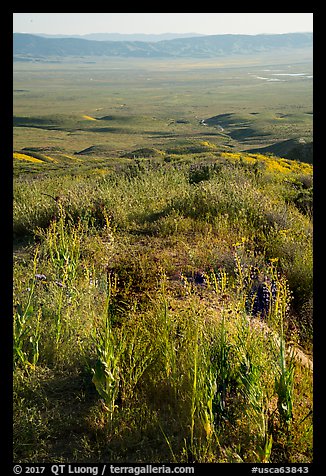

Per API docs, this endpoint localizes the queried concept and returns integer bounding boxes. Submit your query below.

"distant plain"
[13,50,312,172]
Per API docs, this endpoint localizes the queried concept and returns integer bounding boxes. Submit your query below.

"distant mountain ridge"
[13,32,313,60]
[35,32,205,42]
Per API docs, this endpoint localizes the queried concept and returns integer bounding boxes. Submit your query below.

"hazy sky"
[13,13,313,36]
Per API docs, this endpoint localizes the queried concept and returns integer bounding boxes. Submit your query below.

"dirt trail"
[250,318,313,371]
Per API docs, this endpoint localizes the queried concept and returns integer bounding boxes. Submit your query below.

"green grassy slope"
[13,57,313,464]
[13,153,312,463]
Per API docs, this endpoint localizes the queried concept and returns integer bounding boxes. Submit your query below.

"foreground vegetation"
[13,56,312,463]
[13,151,312,463]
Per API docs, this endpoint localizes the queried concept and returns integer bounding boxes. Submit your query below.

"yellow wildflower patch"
[221,151,312,176]
[42,155,58,163]
[221,152,242,161]
[13,152,44,164]
[91,168,111,175]
[61,154,82,162]
[200,140,217,149]
[242,154,257,164]
[266,159,292,174]
[82,115,97,121]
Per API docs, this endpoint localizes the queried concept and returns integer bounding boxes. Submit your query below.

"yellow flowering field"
[221,151,312,175]
[41,154,58,163]
[81,114,97,121]
[13,152,44,164]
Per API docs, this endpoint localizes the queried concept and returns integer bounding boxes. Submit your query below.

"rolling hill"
[247,138,313,163]
[13,32,313,60]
